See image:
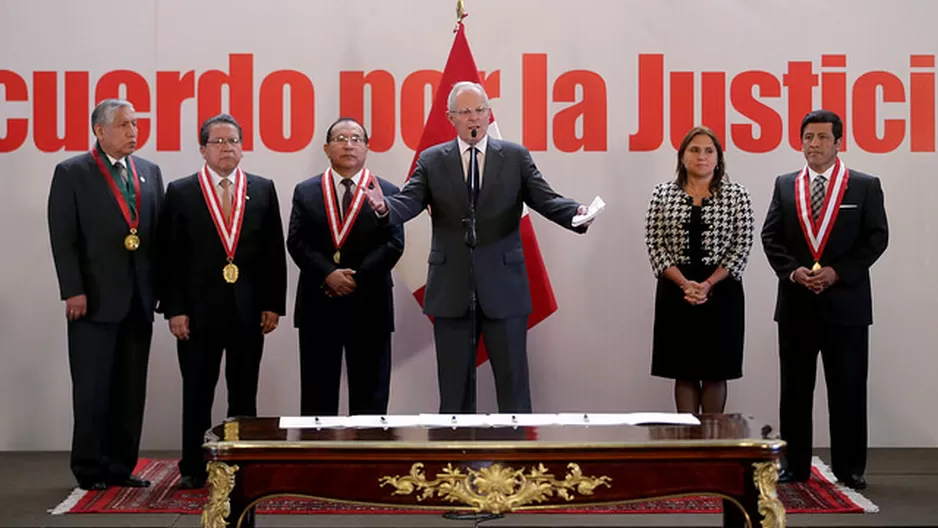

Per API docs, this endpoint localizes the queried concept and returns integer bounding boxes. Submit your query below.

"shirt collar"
[810,162,836,182]
[331,168,364,189]
[457,134,488,156]
[101,148,126,169]
[206,165,239,187]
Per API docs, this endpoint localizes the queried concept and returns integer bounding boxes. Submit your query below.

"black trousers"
[433,307,531,414]
[177,319,264,478]
[298,325,391,416]
[67,302,152,484]
[778,321,869,479]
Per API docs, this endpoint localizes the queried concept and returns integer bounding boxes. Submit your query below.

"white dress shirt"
[809,163,836,195]
[206,165,239,194]
[331,168,363,220]
[105,152,127,178]
[457,134,488,183]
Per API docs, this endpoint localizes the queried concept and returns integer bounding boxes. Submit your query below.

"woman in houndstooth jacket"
[644,126,754,413]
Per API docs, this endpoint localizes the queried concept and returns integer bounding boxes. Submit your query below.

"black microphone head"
[471,129,477,139]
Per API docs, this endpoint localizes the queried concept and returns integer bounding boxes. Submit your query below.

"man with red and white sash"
[158,113,287,489]
[762,110,889,490]
[287,118,404,417]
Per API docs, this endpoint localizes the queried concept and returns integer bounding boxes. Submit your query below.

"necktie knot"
[340,178,355,218]
[810,174,827,221]
[116,161,128,183]
[467,147,480,206]
[220,178,233,221]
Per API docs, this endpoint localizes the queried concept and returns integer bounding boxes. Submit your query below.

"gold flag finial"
[456,0,467,23]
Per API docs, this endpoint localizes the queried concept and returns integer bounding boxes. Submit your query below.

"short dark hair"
[675,126,727,192]
[199,113,243,146]
[800,109,843,141]
[325,117,369,144]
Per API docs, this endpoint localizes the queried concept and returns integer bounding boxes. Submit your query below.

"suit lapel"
[87,153,129,225]
[477,138,503,210]
[442,140,471,215]
[129,155,149,229]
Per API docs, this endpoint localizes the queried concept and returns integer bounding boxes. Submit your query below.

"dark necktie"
[340,178,355,219]
[118,161,136,219]
[117,161,128,185]
[810,174,827,221]
[467,146,480,207]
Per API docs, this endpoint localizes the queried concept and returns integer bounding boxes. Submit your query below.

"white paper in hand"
[571,196,605,227]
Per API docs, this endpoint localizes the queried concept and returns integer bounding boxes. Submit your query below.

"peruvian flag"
[395,20,558,365]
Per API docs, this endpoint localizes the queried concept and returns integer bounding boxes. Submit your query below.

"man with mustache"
[158,113,287,489]
[762,109,889,490]
[48,99,165,491]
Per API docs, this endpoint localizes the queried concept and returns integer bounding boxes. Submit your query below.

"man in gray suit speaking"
[364,82,592,414]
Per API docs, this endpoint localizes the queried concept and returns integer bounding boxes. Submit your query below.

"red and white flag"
[397,21,558,365]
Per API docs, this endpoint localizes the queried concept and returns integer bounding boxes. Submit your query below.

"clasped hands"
[325,269,357,297]
[792,266,838,294]
[681,280,712,305]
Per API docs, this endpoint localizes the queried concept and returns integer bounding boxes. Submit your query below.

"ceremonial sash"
[794,158,850,267]
[198,165,247,282]
[322,168,375,264]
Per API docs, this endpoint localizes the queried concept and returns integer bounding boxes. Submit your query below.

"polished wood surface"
[202,414,785,528]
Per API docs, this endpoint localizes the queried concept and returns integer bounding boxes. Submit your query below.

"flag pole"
[455,0,467,31]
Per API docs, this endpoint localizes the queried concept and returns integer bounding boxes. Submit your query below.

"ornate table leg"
[201,462,238,528]
[722,461,785,528]
[753,461,785,528]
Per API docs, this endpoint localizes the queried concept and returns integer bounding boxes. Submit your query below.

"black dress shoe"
[78,480,108,491]
[177,475,206,489]
[109,475,151,488]
[777,468,809,483]
[836,473,867,490]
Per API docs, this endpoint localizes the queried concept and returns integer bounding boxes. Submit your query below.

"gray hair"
[91,99,135,130]
[447,82,489,112]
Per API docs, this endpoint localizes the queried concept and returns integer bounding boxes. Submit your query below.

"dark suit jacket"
[287,174,404,333]
[48,150,164,323]
[384,138,585,319]
[158,172,287,329]
[761,168,888,326]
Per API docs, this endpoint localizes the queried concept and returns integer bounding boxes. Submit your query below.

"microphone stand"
[447,133,505,527]
[462,143,479,415]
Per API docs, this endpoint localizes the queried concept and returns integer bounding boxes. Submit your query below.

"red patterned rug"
[50,456,877,515]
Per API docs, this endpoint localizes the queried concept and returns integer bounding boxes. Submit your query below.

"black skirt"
[650,206,744,381]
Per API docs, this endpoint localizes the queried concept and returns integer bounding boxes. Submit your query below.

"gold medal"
[124,229,140,251]
[223,262,240,284]
[333,250,341,264]
[811,262,821,271]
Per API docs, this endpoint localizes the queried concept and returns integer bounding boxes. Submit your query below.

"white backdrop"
[1,0,936,450]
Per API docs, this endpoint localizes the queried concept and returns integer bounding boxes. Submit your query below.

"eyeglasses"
[329,134,366,145]
[206,137,242,146]
[451,107,489,118]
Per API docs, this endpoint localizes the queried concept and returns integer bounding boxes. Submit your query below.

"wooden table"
[201,414,785,528]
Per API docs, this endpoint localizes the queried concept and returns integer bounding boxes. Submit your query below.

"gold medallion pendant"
[811,262,821,272]
[333,250,341,264]
[124,229,140,251]
[223,262,240,284]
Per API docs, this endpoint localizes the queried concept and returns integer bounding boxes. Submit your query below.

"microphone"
[465,127,479,248]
